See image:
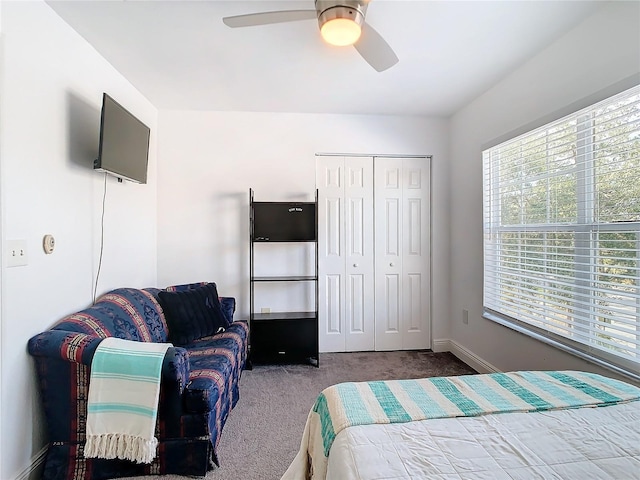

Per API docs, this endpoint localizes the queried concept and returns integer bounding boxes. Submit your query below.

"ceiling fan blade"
[223,10,317,28]
[354,22,399,72]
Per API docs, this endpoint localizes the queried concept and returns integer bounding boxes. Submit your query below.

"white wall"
[0,2,158,478]
[157,111,451,345]
[0,2,5,477]
[449,2,640,380]
[7,1,636,477]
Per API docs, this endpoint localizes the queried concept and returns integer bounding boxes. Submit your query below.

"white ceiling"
[47,0,608,116]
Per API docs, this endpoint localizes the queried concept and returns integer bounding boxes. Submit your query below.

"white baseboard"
[432,338,500,374]
[14,447,46,480]
[432,339,452,353]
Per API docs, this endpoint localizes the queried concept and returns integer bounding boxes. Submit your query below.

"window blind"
[483,85,640,379]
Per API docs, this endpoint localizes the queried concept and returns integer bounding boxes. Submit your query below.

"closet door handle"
[390,262,395,267]
[353,263,359,267]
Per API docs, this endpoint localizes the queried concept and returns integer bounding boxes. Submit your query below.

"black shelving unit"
[249,189,319,366]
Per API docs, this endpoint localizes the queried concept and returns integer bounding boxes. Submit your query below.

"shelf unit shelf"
[252,276,317,283]
[251,311,317,322]
[249,189,319,367]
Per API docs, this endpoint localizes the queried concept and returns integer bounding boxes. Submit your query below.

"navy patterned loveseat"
[27,283,248,480]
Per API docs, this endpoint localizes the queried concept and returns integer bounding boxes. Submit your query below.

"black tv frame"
[94,93,150,184]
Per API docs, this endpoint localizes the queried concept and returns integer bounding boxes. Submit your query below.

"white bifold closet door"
[317,156,375,352]
[374,157,431,351]
[317,155,431,353]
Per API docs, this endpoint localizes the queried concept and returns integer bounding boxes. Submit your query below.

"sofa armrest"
[162,346,189,394]
[28,330,102,364]
[220,296,236,324]
[28,330,190,392]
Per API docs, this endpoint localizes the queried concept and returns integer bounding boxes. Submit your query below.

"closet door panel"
[374,157,404,350]
[385,274,401,332]
[325,274,342,334]
[407,199,423,255]
[325,197,342,257]
[347,274,365,333]
[317,156,374,352]
[401,157,431,349]
[317,157,346,352]
[344,157,374,352]
[375,157,431,351]
[384,198,401,256]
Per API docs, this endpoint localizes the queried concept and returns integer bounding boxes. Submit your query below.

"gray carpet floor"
[127,351,476,480]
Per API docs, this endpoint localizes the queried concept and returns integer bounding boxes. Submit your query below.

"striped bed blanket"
[282,370,640,480]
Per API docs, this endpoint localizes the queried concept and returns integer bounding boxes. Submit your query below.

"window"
[483,85,640,379]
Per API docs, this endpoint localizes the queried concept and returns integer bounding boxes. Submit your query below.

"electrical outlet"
[261,307,271,314]
[462,309,469,325]
[7,239,28,267]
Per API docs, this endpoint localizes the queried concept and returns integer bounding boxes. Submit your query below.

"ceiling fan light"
[321,18,361,46]
[317,4,365,47]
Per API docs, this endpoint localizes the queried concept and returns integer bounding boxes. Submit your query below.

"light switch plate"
[7,239,28,267]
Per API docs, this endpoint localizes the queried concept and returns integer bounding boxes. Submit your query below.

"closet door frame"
[317,154,431,352]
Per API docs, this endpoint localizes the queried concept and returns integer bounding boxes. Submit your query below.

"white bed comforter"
[282,371,640,480]
[325,401,640,480]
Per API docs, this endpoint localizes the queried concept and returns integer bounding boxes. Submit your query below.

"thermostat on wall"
[43,234,55,254]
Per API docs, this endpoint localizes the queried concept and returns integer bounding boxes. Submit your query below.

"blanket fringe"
[84,433,158,464]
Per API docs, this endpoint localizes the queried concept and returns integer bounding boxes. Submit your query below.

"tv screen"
[253,202,316,241]
[94,93,150,184]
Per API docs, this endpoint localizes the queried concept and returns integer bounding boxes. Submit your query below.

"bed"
[281,370,640,480]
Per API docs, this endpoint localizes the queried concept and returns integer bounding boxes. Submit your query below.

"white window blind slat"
[484,276,640,313]
[482,85,640,380]
[485,258,640,290]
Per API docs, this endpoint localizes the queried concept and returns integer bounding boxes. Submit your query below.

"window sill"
[483,309,640,385]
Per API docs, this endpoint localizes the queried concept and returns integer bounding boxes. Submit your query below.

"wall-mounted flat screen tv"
[252,202,316,241]
[94,93,150,184]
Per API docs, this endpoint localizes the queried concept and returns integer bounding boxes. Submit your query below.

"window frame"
[482,85,640,382]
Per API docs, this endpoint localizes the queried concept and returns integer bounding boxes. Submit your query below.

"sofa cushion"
[52,288,169,342]
[182,322,248,414]
[158,283,229,346]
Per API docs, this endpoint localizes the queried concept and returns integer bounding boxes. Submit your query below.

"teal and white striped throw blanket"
[84,337,172,464]
[282,370,640,480]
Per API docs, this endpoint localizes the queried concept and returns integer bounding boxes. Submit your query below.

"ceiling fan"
[222,0,399,72]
